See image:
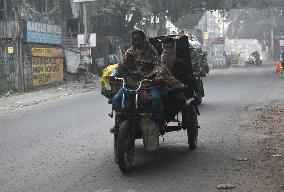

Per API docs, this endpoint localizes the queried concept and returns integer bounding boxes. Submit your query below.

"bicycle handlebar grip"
[108,76,116,81]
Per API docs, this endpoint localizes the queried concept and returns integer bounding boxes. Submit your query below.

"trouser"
[112,87,162,121]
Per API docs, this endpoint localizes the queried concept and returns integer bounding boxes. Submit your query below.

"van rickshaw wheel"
[117,120,135,173]
[186,102,198,151]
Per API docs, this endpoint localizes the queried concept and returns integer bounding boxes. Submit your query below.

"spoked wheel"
[117,120,135,173]
[186,102,199,151]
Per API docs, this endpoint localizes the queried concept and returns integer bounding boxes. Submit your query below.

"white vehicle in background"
[188,34,201,49]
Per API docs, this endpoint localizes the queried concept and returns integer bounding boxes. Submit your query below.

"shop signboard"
[77,34,85,47]
[80,43,92,66]
[77,33,96,47]
[8,47,14,54]
[212,37,225,44]
[31,48,63,57]
[24,20,62,45]
[203,32,209,40]
[32,47,63,86]
[74,0,95,2]
[89,33,97,47]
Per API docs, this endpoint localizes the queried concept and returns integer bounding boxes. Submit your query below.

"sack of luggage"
[101,64,121,99]
[140,114,159,152]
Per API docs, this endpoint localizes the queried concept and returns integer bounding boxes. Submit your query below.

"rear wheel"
[117,120,134,173]
[194,79,204,105]
[186,102,198,151]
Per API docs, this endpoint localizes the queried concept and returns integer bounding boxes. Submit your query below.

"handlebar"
[108,76,153,92]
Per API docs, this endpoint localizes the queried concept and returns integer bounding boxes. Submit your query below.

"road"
[1,65,283,192]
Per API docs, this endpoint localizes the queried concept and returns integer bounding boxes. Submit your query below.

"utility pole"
[82,2,90,82]
[270,7,275,61]
[205,11,208,33]
[74,0,94,83]
[83,2,88,44]
[204,11,208,52]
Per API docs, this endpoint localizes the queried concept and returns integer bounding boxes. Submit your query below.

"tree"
[91,0,227,41]
[226,7,284,59]
[92,0,148,40]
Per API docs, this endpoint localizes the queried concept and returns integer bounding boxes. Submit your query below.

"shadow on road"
[131,145,191,174]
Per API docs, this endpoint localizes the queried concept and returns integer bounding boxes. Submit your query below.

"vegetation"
[92,0,226,39]
[227,8,284,39]
[226,7,284,58]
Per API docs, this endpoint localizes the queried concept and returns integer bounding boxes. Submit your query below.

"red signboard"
[212,37,225,44]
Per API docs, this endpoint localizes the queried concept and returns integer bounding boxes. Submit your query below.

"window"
[28,0,54,13]
[0,0,6,20]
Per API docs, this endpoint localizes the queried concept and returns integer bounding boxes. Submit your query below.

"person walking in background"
[275,48,284,74]
[280,48,284,67]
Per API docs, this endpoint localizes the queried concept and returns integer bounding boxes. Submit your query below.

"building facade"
[0,0,73,92]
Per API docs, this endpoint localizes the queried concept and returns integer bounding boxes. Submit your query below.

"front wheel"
[117,120,134,173]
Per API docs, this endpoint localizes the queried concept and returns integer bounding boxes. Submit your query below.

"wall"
[0,20,20,38]
[0,38,20,92]
[0,0,74,92]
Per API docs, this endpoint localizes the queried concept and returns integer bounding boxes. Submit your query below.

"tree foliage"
[226,8,284,40]
[93,0,148,38]
[92,0,227,39]
[89,0,284,42]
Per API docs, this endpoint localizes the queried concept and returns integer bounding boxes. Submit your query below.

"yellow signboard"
[8,47,14,54]
[32,57,63,86]
[31,48,63,57]
[204,32,209,40]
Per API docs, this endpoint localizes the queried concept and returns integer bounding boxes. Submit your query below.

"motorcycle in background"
[245,55,262,66]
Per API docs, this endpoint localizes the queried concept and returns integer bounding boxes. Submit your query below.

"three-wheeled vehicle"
[191,48,206,105]
[105,35,199,173]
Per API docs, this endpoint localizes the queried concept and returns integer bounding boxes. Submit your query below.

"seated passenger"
[160,37,194,122]
[151,37,187,122]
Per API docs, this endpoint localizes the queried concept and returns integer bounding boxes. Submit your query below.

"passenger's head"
[161,37,176,69]
[162,37,176,52]
[132,30,146,50]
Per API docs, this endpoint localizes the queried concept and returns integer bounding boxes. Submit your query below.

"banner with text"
[32,57,63,86]
[32,48,63,57]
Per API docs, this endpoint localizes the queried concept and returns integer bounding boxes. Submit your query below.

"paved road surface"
[1,66,283,192]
